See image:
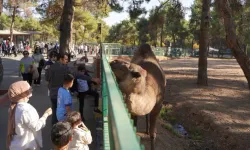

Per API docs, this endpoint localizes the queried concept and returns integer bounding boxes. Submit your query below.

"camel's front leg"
[149,104,162,150]
[131,115,138,127]
[146,114,149,134]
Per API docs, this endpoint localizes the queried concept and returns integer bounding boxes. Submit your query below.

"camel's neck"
[119,77,146,95]
[126,81,157,116]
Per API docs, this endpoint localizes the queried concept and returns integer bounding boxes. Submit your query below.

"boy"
[75,65,102,120]
[51,121,72,150]
[56,74,74,121]
[67,111,92,150]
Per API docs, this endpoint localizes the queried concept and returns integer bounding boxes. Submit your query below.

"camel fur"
[110,44,166,150]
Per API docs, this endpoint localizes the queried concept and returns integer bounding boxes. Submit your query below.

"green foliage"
[189,128,203,140]
[136,17,149,43]
[0,13,11,29]
[189,0,202,42]
[106,20,138,45]
[162,123,181,137]
[164,1,186,46]
[110,0,150,19]
[21,18,41,31]
[160,106,177,124]
[36,0,110,43]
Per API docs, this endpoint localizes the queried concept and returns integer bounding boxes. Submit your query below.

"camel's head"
[110,59,147,94]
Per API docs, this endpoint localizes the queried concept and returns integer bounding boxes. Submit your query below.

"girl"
[7,81,52,150]
[67,111,92,150]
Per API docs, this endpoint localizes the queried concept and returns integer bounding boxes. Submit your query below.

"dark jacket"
[45,62,70,99]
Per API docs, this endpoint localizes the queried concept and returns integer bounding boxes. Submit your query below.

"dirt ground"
[124,57,250,150]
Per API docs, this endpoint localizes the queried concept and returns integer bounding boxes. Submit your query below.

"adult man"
[45,53,70,125]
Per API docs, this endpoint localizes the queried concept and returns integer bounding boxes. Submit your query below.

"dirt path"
[159,57,250,150]
[111,56,250,150]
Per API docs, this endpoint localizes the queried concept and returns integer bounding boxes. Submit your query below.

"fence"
[102,43,192,57]
[101,46,144,150]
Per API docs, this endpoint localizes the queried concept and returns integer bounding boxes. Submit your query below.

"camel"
[110,44,166,150]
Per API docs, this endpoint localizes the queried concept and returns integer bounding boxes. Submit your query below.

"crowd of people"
[77,44,100,55]
[2,47,102,149]
[0,39,20,57]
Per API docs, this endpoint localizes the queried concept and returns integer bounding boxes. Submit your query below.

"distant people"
[11,42,17,57]
[19,51,35,85]
[55,42,59,53]
[7,81,52,150]
[45,51,58,71]
[40,41,45,53]
[26,40,30,51]
[0,42,2,54]
[51,121,73,150]
[67,111,92,150]
[23,41,26,50]
[84,45,88,55]
[45,43,49,58]
[45,53,70,125]
[1,40,6,54]
[32,47,45,86]
[56,74,74,121]
[19,41,24,53]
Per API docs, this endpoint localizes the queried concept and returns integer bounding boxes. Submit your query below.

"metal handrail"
[102,52,144,150]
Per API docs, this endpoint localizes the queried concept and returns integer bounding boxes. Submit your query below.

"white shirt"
[69,126,92,150]
[84,46,88,52]
[32,54,44,68]
[9,102,48,150]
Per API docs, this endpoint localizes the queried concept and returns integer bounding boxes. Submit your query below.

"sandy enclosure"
[160,57,250,150]
[111,56,250,150]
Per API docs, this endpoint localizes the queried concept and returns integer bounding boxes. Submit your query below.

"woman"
[19,51,35,85]
[32,47,45,86]
[7,81,52,150]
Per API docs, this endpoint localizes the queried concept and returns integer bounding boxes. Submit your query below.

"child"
[56,74,74,121]
[67,111,92,150]
[75,65,102,120]
[51,121,73,150]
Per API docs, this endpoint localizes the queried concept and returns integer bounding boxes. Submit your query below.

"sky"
[103,0,194,26]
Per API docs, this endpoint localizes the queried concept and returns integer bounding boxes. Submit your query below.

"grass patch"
[162,123,181,137]
[189,128,203,140]
[160,106,177,124]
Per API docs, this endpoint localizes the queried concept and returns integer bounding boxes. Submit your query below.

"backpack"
[77,79,89,92]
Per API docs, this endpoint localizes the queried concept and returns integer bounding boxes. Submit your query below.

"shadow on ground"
[162,58,250,150]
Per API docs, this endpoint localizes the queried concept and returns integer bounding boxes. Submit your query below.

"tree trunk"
[0,0,3,16]
[59,0,74,54]
[160,23,164,47]
[155,26,158,47]
[172,34,176,48]
[10,6,17,44]
[191,39,194,53]
[217,0,250,89]
[197,0,211,85]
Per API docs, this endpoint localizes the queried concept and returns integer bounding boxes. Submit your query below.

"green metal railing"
[102,48,144,150]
